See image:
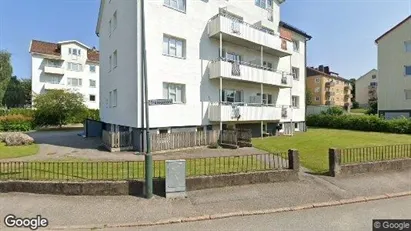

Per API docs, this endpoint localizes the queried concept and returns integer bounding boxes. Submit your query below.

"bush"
[352,101,360,109]
[321,106,344,116]
[67,109,100,124]
[0,114,34,131]
[366,101,378,115]
[0,108,34,117]
[306,114,411,134]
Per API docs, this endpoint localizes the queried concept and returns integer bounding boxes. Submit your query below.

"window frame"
[314,87,320,93]
[315,78,320,83]
[292,67,299,80]
[163,82,186,103]
[113,50,118,69]
[292,95,299,108]
[67,62,83,72]
[89,79,96,88]
[163,35,185,59]
[255,0,267,9]
[315,96,320,101]
[113,89,117,107]
[164,0,186,13]
[89,65,96,73]
[292,39,299,52]
[222,89,243,104]
[405,65,411,76]
[109,55,112,71]
[89,94,96,102]
[256,93,273,105]
[405,41,411,52]
[113,11,117,31]
[405,89,411,100]
[67,78,82,87]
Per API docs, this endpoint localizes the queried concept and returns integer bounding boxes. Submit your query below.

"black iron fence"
[0,153,289,181]
[340,144,411,165]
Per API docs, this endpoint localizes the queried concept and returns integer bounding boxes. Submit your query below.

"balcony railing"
[208,58,292,88]
[44,83,66,90]
[208,102,286,122]
[325,81,335,87]
[44,65,64,75]
[208,13,291,57]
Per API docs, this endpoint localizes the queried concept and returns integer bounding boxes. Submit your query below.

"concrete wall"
[377,17,411,112]
[355,69,378,106]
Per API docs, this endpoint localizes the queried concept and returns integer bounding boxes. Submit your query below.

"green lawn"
[0,143,39,159]
[350,108,367,114]
[252,128,411,173]
[0,155,275,181]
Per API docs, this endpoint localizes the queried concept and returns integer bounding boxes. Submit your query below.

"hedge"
[0,114,34,132]
[306,114,411,134]
[0,108,34,117]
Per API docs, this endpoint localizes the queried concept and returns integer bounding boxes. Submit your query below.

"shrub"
[0,114,34,131]
[321,106,344,116]
[352,101,360,109]
[306,114,411,134]
[67,109,100,124]
[366,101,378,115]
[0,108,33,117]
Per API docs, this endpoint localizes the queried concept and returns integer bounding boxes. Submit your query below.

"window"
[336,80,339,85]
[113,50,118,68]
[164,0,186,12]
[163,35,185,58]
[405,41,411,52]
[89,79,96,88]
[292,96,299,108]
[263,61,272,70]
[163,83,186,103]
[67,62,83,72]
[159,129,168,134]
[294,123,299,129]
[315,78,320,83]
[405,66,411,76]
[255,0,266,9]
[113,11,117,31]
[223,50,242,62]
[314,87,320,93]
[90,65,96,73]
[67,78,82,87]
[109,20,112,36]
[405,90,411,100]
[222,89,242,103]
[69,48,81,56]
[113,89,117,107]
[89,95,96,102]
[370,82,378,87]
[109,55,112,71]
[257,93,273,105]
[372,74,377,79]
[315,96,320,101]
[292,67,299,80]
[109,91,112,107]
[292,40,299,52]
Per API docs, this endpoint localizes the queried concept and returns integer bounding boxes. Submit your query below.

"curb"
[48,191,411,230]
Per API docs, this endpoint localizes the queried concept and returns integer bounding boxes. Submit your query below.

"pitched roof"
[306,67,350,82]
[29,40,99,63]
[280,21,312,40]
[356,69,377,81]
[375,15,411,43]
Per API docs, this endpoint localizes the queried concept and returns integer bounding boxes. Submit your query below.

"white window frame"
[67,78,82,87]
[163,35,185,58]
[292,39,299,52]
[113,89,117,107]
[405,41,411,52]
[67,62,83,72]
[109,19,112,36]
[164,0,186,13]
[109,55,112,71]
[89,79,96,88]
[113,50,118,69]
[405,66,411,76]
[89,94,96,102]
[109,91,112,107]
[255,0,268,9]
[163,82,186,103]
[89,65,96,73]
[257,93,273,105]
[292,95,299,108]
[314,87,320,93]
[292,67,299,80]
[405,90,411,100]
[221,89,243,103]
[263,61,273,70]
[113,11,117,32]
[315,78,320,83]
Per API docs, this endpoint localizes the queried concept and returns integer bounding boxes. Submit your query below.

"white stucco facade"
[30,40,100,109]
[97,0,310,135]
[376,16,411,119]
[355,69,378,107]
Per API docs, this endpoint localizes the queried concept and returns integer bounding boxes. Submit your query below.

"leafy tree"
[3,76,24,107]
[366,101,378,115]
[352,101,360,109]
[33,90,87,127]
[0,51,13,105]
[306,88,313,106]
[349,78,356,101]
[20,78,32,106]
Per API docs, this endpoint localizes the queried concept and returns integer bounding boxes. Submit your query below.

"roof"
[29,40,99,63]
[306,67,350,82]
[375,15,411,43]
[280,21,312,40]
[356,69,377,82]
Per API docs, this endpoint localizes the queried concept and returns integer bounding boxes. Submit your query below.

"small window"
[89,95,96,102]
[405,90,411,100]
[255,0,266,9]
[163,82,186,103]
[90,65,96,73]
[113,50,118,68]
[263,61,272,70]
[89,79,96,88]
[164,0,186,12]
[370,82,378,87]
[292,40,299,52]
[109,55,112,71]
[109,20,112,36]
[292,96,299,108]
[315,78,320,83]
[163,35,185,58]
[68,48,72,55]
[292,67,299,80]
[314,87,320,93]
[405,41,411,52]
[67,62,83,72]
[67,78,82,87]
[256,93,273,105]
[159,129,168,134]
[315,96,320,101]
[109,91,112,107]
[222,89,242,103]
[113,89,117,107]
[372,75,376,79]
[113,11,117,31]
[405,66,411,76]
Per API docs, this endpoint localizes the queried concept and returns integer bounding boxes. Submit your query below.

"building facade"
[306,65,352,108]
[376,15,411,119]
[355,69,378,107]
[29,40,100,109]
[96,0,311,145]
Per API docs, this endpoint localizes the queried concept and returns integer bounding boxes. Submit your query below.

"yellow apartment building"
[306,65,352,107]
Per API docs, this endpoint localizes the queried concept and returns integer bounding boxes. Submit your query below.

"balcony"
[325,91,335,96]
[325,81,335,87]
[44,83,66,90]
[344,93,352,98]
[344,85,352,90]
[208,59,292,88]
[208,103,285,122]
[44,65,64,75]
[208,14,292,57]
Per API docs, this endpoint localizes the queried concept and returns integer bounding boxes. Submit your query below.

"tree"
[349,78,356,101]
[306,89,313,106]
[0,51,13,105]
[33,90,87,127]
[3,76,24,107]
[20,78,32,106]
[366,101,378,115]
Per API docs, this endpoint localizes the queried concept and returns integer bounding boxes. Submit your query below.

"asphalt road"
[102,196,411,231]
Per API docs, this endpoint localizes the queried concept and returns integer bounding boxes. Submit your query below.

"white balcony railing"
[208,59,292,88]
[44,66,64,75]
[208,14,291,57]
[208,103,287,122]
[44,83,66,90]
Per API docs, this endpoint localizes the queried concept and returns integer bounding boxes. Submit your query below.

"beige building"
[376,15,411,119]
[306,65,352,108]
[355,69,378,107]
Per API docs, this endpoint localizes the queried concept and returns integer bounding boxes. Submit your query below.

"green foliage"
[366,101,378,115]
[305,89,313,106]
[0,51,13,105]
[307,114,411,134]
[33,90,87,127]
[352,101,359,109]
[0,108,34,117]
[67,109,100,124]
[0,114,33,131]
[321,106,344,116]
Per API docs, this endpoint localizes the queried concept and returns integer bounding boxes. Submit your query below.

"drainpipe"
[290,54,293,136]
[261,46,264,138]
[219,33,223,132]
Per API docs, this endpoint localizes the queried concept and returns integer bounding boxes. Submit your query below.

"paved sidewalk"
[0,169,410,230]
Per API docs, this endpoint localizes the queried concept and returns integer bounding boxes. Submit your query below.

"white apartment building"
[355,69,378,107]
[376,15,411,119]
[29,40,100,109]
[96,0,311,149]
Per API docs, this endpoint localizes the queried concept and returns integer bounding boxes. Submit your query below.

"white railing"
[44,83,66,90]
[208,14,290,55]
[208,59,292,87]
[208,102,284,122]
[44,66,64,75]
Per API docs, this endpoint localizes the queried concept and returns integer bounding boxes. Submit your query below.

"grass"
[0,154,280,181]
[252,128,411,173]
[350,108,367,114]
[0,143,39,159]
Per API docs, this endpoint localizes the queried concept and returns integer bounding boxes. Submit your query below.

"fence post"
[329,148,341,177]
[288,149,300,171]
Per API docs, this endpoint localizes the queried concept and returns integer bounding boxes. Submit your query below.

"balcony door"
[222,49,242,63]
[222,89,243,104]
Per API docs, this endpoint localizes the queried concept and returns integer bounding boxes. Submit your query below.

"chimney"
[324,66,330,74]
[318,65,324,72]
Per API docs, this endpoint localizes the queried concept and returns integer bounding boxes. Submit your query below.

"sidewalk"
[0,169,410,230]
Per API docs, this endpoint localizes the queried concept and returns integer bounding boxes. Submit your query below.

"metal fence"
[340,144,411,165]
[0,153,289,181]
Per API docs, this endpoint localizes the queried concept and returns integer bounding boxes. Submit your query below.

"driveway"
[3,130,269,162]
